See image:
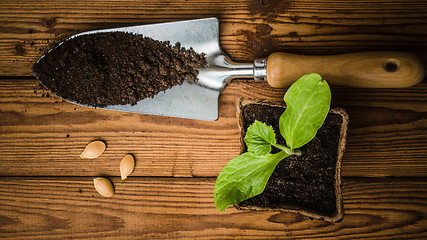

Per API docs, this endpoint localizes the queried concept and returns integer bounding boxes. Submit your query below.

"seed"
[120,154,135,180]
[80,140,106,159]
[93,177,114,197]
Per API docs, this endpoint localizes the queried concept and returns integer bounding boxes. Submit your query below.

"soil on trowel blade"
[33,32,206,107]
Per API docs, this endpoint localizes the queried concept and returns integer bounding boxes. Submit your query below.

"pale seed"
[93,177,114,197]
[120,154,135,180]
[80,140,106,159]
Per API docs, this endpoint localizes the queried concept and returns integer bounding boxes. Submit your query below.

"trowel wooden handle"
[266,52,425,88]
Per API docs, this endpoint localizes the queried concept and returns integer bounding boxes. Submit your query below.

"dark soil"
[32,32,206,107]
[238,103,343,215]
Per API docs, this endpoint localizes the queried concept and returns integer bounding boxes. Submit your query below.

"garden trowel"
[34,17,425,121]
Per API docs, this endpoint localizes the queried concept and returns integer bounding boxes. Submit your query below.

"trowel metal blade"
[73,17,221,56]
[47,18,225,121]
[104,81,220,121]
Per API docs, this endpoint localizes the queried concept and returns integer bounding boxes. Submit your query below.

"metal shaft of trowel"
[197,55,268,91]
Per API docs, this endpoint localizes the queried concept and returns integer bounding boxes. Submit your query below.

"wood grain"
[1,0,426,238]
[1,78,426,177]
[266,52,425,88]
[0,0,426,76]
[0,177,426,239]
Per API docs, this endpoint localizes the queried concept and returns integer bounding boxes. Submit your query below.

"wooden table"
[1,0,426,239]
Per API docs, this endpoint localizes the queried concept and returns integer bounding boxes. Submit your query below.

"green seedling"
[214,73,331,211]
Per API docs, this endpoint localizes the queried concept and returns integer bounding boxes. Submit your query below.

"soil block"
[235,99,348,222]
[32,32,206,107]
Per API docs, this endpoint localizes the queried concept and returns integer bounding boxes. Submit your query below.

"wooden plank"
[1,78,427,177]
[0,177,426,239]
[0,0,426,76]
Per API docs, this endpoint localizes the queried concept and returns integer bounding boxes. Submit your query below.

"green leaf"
[214,151,289,211]
[279,73,331,149]
[244,120,276,156]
